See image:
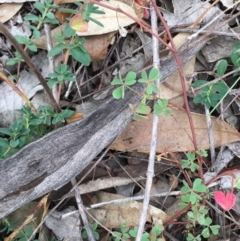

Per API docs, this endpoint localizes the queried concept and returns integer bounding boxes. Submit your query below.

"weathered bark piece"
[0,36,211,218]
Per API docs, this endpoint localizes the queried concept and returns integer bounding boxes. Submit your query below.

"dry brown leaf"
[89,191,169,228]
[66,112,84,124]
[54,0,75,4]
[55,11,72,24]
[74,0,138,36]
[110,107,240,153]
[0,3,23,23]
[84,32,116,61]
[32,26,115,61]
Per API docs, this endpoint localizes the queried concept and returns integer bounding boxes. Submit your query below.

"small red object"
[214,191,236,211]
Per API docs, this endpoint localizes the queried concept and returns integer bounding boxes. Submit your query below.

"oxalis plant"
[111,68,170,119]
[180,150,240,241]
[82,222,164,241]
[180,151,220,241]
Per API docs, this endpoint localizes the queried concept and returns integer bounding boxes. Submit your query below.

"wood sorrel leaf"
[193,178,207,192]
[214,191,236,211]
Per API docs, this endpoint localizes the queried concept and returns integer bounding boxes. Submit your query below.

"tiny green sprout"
[112,223,130,241]
[187,205,208,227]
[129,103,150,121]
[138,68,160,95]
[47,64,75,88]
[112,222,163,241]
[111,71,137,99]
[201,217,220,238]
[14,225,38,241]
[153,99,170,117]
[181,152,199,172]
[82,222,99,240]
[186,233,201,241]
[0,218,15,234]
[193,80,228,109]
[216,59,227,77]
[6,52,24,66]
[180,179,207,205]
[14,35,37,52]
[0,105,74,160]
[196,149,208,157]
[69,36,91,66]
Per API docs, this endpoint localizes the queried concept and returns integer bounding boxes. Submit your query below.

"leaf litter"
[1,0,240,240]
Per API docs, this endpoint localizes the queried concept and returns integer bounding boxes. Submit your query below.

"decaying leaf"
[0,3,23,23]
[89,191,170,228]
[74,0,138,36]
[110,107,240,153]
[66,112,84,124]
[70,14,88,32]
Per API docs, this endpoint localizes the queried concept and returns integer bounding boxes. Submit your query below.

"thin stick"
[71,178,96,241]
[135,2,160,240]
[205,107,215,162]
[41,6,58,102]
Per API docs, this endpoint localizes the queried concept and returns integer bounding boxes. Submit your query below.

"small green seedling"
[111,71,137,99]
[0,105,73,160]
[14,36,38,52]
[138,68,161,95]
[193,79,228,109]
[47,64,75,88]
[111,68,170,119]
[24,0,59,39]
[179,150,220,241]
[0,218,39,241]
[6,52,24,66]
[82,222,99,240]
[112,222,164,241]
[153,99,170,117]
[181,152,199,172]
[180,178,207,206]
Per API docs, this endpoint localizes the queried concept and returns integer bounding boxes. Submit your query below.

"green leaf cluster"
[111,68,169,119]
[186,215,220,241]
[46,1,105,66]
[8,0,105,67]
[14,36,37,52]
[112,222,164,241]
[0,105,73,160]
[47,29,91,66]
[180,178,208,207]
[193,80,228,109]
[193,56,231,109]
[154,99,170,117]
[181,152,199,172]
[111,71,137,99]
[47,64,75,88]
[75,2,105,27]
[24,0,59,39]
[231,42,240,70]
[6,52,24,66]
[0,219,38,241]
[82,222,99,240]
